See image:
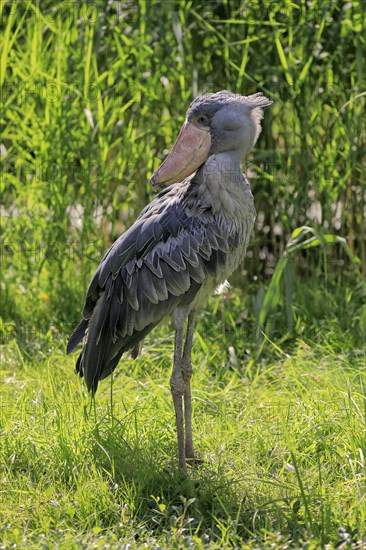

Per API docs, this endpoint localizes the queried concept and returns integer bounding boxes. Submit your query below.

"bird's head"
[150,90,272,190]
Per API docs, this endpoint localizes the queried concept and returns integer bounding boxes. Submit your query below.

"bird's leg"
[182,311,195,462]
[170,327,186,472]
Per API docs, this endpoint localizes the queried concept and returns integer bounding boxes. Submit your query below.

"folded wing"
[67,185,238,393]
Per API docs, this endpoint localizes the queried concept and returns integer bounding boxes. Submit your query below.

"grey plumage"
[68,181,246,391]
[67,90,272,469]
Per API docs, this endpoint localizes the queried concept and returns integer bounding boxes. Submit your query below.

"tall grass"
[1,294,365,547]
[1,2,365,546]
[1,0,365,331]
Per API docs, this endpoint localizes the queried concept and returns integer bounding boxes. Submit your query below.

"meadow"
[1,1,365,548]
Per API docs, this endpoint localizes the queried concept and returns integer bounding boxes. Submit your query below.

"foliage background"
[0,0,365,548]
[1,0,365,330]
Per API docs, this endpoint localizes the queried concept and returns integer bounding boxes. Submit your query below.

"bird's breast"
[186,200,256,314]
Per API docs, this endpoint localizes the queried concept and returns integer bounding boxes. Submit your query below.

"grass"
[1,0,365,547]
[1,1,365,328]
[1,286,365,548]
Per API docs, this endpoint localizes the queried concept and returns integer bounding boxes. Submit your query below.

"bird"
[67,90,272,471]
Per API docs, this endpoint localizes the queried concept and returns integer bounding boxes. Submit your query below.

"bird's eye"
[197,115,208,125]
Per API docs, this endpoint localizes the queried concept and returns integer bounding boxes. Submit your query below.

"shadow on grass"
[89,414,309,546]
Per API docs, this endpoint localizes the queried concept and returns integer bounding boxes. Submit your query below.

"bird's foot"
[186,455,204,467]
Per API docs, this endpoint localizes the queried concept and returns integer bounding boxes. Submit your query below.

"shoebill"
[67,90,272,471]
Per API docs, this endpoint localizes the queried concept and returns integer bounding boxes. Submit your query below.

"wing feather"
[139,266,160,304]
[68,184,245,392]
[151,275,169,301]
[124,272,139,310]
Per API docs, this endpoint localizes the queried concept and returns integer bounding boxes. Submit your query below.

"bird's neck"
[193,152,251,215]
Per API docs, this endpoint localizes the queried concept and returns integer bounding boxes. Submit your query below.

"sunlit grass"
[1,0,365,547]
[1,294,365,548]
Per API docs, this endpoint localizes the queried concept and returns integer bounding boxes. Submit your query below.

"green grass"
[1,287,365,549]
[1,1,365,547]
[1,0,365,327]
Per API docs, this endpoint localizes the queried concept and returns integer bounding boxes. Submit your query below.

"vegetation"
[1,0,365,548]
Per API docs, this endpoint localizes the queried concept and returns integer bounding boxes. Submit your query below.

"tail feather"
[75,350,84,377]
[82,293,113,392]
[71,294,158,394]
[66,318,89,354]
